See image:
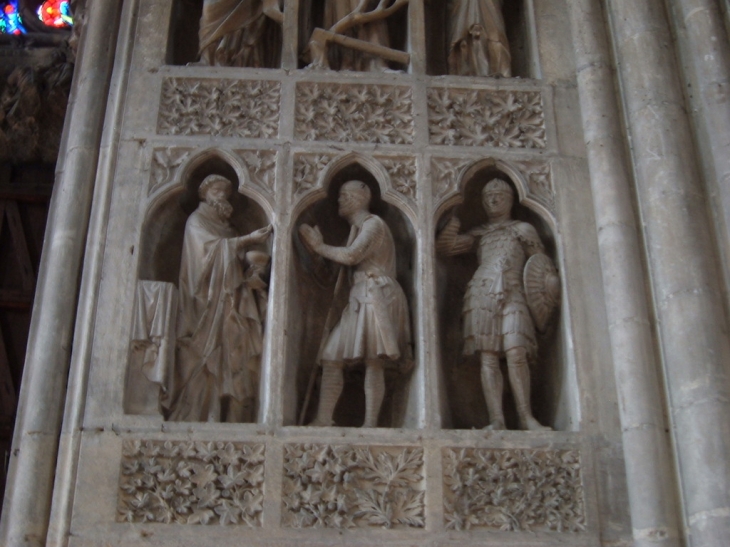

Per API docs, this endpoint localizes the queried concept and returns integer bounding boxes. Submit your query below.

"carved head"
[199,174,234,219]
[338,180,371,218]
[482,178,514,219]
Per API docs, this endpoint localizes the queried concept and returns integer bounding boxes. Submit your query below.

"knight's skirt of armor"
[322,274,411,365]
[462,275,537,358]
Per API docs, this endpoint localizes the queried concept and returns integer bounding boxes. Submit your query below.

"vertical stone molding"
[0,1,124,546]
[607,1,730,545]
[568,1,681,545]
[668,0,730,308]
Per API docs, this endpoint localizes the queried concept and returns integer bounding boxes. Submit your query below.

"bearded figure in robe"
[167,175,272,422]
[198,0,283,68]
[448,0,511,77]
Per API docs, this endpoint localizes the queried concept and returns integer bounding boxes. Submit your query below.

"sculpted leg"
[506,347,551,431]
[363,360,385,427]
[480,351,505,429]
[311,361,344,426]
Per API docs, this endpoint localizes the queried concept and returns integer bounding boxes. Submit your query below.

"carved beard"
[209,198,233,220]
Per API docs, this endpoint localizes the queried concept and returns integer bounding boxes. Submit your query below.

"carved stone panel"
[158,78,281,139]
[514,159,555,215]
[282,444,425,529]
[295,83,414,144]
[375,155,417,200]
[431,157,473,202]
[443,447,586,532]
[293,152,337,197]
[117,440,265,526]
[149,147,193,195]
[236,149,278,196]
[428,88,546,148]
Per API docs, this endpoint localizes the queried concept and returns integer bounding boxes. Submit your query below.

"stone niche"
[435,160,570,431]
[124,150,272,419]
[64,0,629,545]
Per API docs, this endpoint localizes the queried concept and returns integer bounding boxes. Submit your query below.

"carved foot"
[483,419,506,431]
[308,417,334,427]
[520,415,552,431]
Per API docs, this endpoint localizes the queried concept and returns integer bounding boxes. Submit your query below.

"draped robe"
[199,0,280,67]
[448,0,511,77]
[168,202,265,422]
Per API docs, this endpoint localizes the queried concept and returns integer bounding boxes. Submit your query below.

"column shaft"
[569,1,681,545]
[667,0,730,308]
[0,1,122,545]
[607,1,730,545]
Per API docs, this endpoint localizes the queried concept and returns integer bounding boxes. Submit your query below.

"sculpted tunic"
[463,220,542,358]
[199,0,278,67]
[169,202,264,421]
[321,214,412,365]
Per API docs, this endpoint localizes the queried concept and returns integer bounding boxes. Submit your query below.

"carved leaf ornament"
[295,83,414,144]
[282,444,425,529]
[429,88,546,149]
[158,78,280,138]
[443,448,586,532]
[117,440,265,526]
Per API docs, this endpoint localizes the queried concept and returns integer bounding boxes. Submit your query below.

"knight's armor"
[463,220,543,358]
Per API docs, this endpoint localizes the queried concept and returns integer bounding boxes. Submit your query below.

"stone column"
[606,1,730,545]
[666,0,730,304]
[0,1,123,546]
[568,1,681,545]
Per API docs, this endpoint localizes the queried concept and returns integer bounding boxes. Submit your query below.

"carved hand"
[299,224,324,252]
[240,225,273,248]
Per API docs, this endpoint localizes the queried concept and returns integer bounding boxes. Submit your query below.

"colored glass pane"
[37,0,72,28]
[0,0,26,35]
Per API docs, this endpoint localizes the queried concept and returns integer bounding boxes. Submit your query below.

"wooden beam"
[4,200,35,293]
[0,325,16,419]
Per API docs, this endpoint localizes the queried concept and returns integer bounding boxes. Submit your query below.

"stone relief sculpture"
[299,181,413,427]
[448,0,511,77]
[305,0,410,71]
[436,178,559,430]
[167,174,273,422]
[198,0,284,68]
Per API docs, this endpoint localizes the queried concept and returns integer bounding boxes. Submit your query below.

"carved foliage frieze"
[293,152,336,196]
[150,147,192,195]
[237,149,278,195]
[428,88,546,149]
[513,160,555,215]
[158,78,280,139]
[431,157,473,202]
[376,155,417,200]
[282,444,425,529]
[295,83,414,144]
[117,440,265,526]
[443,448,586,532]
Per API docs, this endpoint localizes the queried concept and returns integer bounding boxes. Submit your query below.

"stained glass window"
[37,0,73,28]
[0,0,26,35]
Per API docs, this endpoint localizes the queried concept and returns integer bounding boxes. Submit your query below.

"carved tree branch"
[262,0,284,25]
[329,0,409,36]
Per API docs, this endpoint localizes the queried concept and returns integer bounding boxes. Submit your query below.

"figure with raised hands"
[299,181,412,427]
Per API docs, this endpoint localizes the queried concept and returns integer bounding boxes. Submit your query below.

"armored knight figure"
[436,178,559,430]
[299,180,412,427]
[448,0,511,77]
